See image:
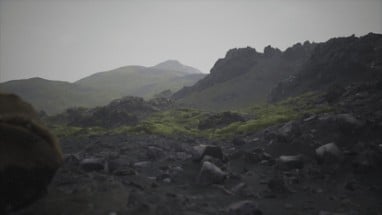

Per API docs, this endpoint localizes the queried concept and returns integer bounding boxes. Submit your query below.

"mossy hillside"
[50,92,335,139]
[129,108,207,136]
[212,93,333,138]
[50,125,108,138]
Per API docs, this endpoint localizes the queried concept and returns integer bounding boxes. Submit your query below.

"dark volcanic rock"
[173,42,315,110]
[197,161,226,185]
[276,155,304,170]
[315,143,343,165]
[226,200,262,215]
[200,145,225,161]
[80,158,104,172]
[270,33,382,102]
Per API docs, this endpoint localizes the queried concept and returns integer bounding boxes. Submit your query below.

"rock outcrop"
[270,33,382,102]
[173,42,316,110]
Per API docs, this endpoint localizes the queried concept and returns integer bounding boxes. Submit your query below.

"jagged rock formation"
[173,43,315,111]
[269,33,382,101]
[0,93,63,213]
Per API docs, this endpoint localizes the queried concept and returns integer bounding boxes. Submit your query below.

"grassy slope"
[0,78,104,114]
[1,67,205,115]
[76,66,205,98]
[51,92,334,139]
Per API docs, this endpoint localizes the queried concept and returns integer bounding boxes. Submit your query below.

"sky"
[0,0,381,82]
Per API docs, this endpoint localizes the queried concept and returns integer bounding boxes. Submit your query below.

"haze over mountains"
[0,60,205,114]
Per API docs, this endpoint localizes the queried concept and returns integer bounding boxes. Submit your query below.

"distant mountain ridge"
[0,61,205,114]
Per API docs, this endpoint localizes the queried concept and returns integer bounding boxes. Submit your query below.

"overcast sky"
[0,0,381,82]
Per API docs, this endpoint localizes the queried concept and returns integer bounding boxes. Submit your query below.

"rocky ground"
[12,82,382,215]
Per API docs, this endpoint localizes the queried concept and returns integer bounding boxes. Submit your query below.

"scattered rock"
[146,146,165,160]
[193,145,225,162]
[197,161,227,185]
[63,154,80,165]
[278,121,301,139]
[133,161,151,168]
[318,211,350,215]
[277,155,304,170]
[232,138,246,146]
[231,182,247,193]
[344,180,357,191]
[267,177,290,193]
[226,200,262,215]
[80,158,104,172]
[245,149,274,164]
[335,113,363,128]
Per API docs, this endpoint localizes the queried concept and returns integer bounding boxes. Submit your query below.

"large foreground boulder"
[0,93,63,213]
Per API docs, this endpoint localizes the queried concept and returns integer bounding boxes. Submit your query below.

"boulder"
[197,161,226,185]
[226,200,262,215]
[315,143,343,164]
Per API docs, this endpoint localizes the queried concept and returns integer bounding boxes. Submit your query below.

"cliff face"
[173,42,316,110]
[269,33,382,102]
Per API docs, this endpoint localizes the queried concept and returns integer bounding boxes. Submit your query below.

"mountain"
[152,60,201,74]
[173,33,382,111]
[269,33,382,101]
[173,42,316,110]
[75,63,205,99]
[0,61,205,114]
[0,78,102,114]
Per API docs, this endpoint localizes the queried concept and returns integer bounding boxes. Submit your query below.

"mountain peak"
[154,59,182,67]
[152,60,202,74]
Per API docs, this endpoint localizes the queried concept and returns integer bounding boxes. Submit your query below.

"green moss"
[49,92,336,139]
[129,109,206,136]
[50,125,108,137]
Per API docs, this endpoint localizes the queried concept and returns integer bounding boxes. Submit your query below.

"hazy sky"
[1,0,381,82]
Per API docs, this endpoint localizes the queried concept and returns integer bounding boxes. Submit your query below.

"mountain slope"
[0,61,205,114]
[173,43,315,110]
[75,64,205,99]
[0,78,102,114]
[269,33,382,101]
[173,33,382,111]
[152,60,201,74]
